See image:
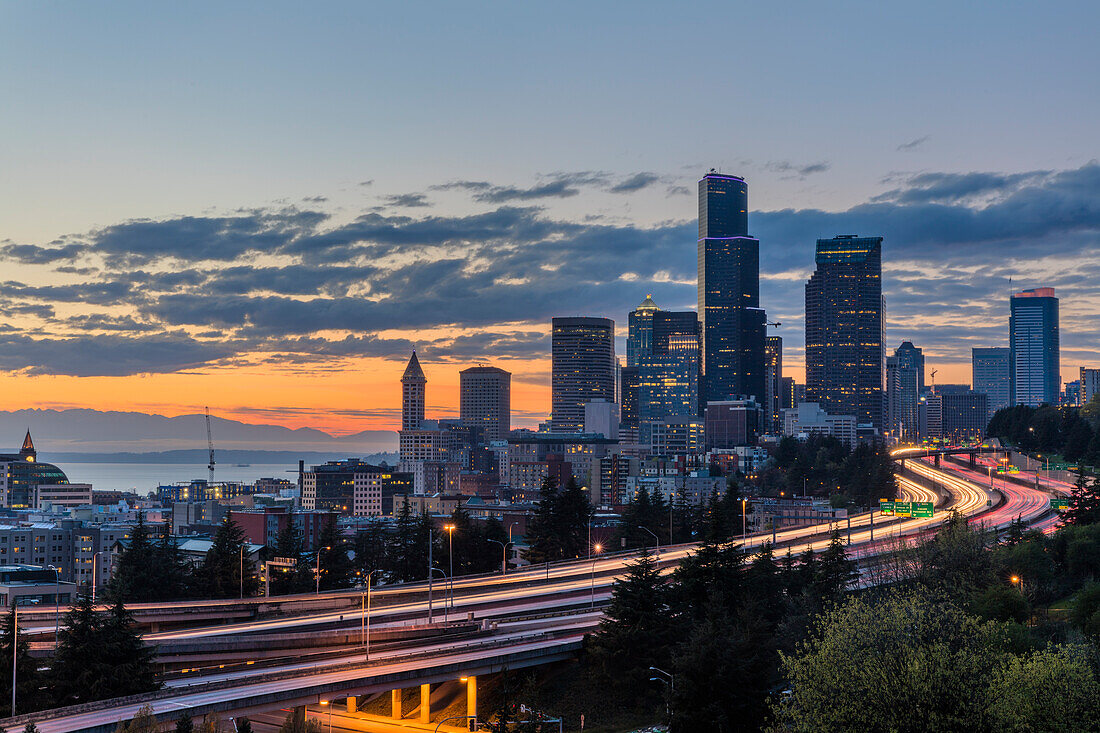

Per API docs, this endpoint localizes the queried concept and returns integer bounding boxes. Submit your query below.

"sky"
[1,1,1098,439]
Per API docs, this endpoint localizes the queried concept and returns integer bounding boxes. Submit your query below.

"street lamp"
[315,545,331,595]
[590,544,602,608]
[47,564,60,647]
[362,571,373,659]
[318,699,331,733]
[637,526,659,552]
[649,666,674,724]
[444,524,456,610]
[487,538,510,576]
[741,497,747,540]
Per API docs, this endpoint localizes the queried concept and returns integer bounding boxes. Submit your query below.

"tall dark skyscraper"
[1010,287,1060,407]
[805,235,885,433]
[697,171,766,406]
[551,317,616,433]
[886,341,924,440]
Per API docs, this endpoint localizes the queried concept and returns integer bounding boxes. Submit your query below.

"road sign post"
[879,499,895,515]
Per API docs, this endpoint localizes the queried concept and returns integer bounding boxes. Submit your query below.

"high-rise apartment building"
[1081,367,1100,406]
[764,336,783,433]
[886,341,924,441]
[972,347,1011,419]
[551,317,616,433]
[805,235,885,433]
[697,171,766,406]
[1010,288,1060,407]
[459,365,511,442]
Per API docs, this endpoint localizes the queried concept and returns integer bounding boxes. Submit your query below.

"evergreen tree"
[106,513,157,601]
[100,598,159,698]
[556,475,593,558]
[316,519,355,591]
[588,550,674,693]
[278,707,322,733]
[200,516,258,598]
[0,605,45,716]
[174,714,194,733]
[50,594,107,706]
[523,476,560,563]
[1062,471,1100,526]
[353,519,389,583]
[24,724,40,733]
[236,718,253,733]
[269,517,312,595]
[152,531,192,600]
[1063,419,1094,463]
[814,532,858,603]
[390,498,418,582]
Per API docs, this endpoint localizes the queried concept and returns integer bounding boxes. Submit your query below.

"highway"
[10,455,1052,732]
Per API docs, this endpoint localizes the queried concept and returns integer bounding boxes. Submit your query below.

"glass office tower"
[551,317,616,432]
[805,235,885,433]
[1010,288,1060,407]
[697,171,766,406]
[972,347,1010,419]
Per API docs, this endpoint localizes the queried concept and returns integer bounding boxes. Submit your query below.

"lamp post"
[47,564,60,646]
[741,497,747,540]
[91,551,101,602]
[590,544,602,608]
[429,567,449,623]
[318,699,331,733]
[239,546,244,599]
[444,524,456,610]
[362,571,373,658]
[11,604,16,716]
[315,545,330,595]
[649,666,674,725]
[637,526,659,552]
[487,539,510,576]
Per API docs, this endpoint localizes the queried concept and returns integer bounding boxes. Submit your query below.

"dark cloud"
[897,135,930,151]
[302,195,328,203]
[667,185,692,196]
[0,303,55,319]
[0,333,237,377]
[871,170,1051,205]
[0,242,83,264]
[382,192,432,208]
[765,161,831,178]
[358,179,374,187]
[609,172,660,193]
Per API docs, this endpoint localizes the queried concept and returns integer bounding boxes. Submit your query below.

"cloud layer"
[1,163,1098,380]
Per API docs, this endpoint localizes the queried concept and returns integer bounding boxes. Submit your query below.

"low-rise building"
[782,403,857,448]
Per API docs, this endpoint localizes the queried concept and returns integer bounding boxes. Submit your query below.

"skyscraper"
[805,235,885,433]
[638,334,700,446]
[886,341,924,440]
[1081,367,1100,406]
[401,351,426,431]
[551,317,616,433]
[697,171,766,405]
[1010,288,1060,407]
[459,365,511,443]
[972,347,1010,419]
[764,336,783,433]
[627,295,699,367]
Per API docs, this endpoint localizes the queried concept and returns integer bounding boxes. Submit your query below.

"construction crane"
[204,406,216,485]
[930,368,938,396]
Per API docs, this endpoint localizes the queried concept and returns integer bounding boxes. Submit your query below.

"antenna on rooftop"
[205,407,216,485]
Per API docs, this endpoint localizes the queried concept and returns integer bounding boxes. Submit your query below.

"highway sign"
[1051,497,1069,511]
[893,501,912,518]
[879,499,895,515]
[912,502,934,518]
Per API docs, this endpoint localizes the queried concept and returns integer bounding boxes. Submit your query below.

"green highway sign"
[893,501,912,518]
[912,502,934,518]
[1051,497,1069,511]
[879,499,895,515]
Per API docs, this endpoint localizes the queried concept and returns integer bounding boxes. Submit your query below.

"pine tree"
[200,516,258,598]
[100,598,159,698]
[269,517,312,595]
[589,550,674,692]
[353,519,389,583]
[106,513,157,601]
[390,498,418,582]
[316,519,355,591]
[1062,470,1100,526]
[174,714,194,733]
[814,532,858,603]
[152,531,192,600]
[236,718,253,733]
[0,605,45,717]
[50,594,107,706]
[555,476,593,558]
[523,476,560,563]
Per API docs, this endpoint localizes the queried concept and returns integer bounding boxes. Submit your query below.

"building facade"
[697,172,766,406]
[704,399,763,450]
[764,336,783,433]
[551,317,616,433]
[1010,288,1060,407]
[886,341,924,442]
[301,460,413,516]
[972,347,1011,419]
[782,402,857,448]
[459,365,511,443]
[1082,367,1100,406]
[805,235,885,434]
[925,392,989,443]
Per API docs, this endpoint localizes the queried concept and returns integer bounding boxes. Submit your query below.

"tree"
[588,550,674,693]
[353,519,389,583]
[1062,471,1100,526]
[1063,419,1094,463]
[100,598,159,698]
[813,532,858,603]
[316,519,355,591]
[23,724,40,733]
[50,594,107,706]
[556,476,594,559]
[235,718,253,733]
[523,476,561,563]
[771,589,1007,733]
[174,714,194,733]
[986,645,1100,732]
[152,531,193,600]
[0,605,45,717]
[199,516,258,598]
[1070,581,1100,639]
[105,513,157,601]
[268,517,312,595]
[278,708,322,733]
[113,705,158,733]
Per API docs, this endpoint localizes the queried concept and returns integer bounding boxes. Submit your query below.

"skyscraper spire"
[401,352,426,432]
[20,429,35,460]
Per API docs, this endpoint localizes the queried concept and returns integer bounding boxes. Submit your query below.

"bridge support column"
[969,452,976,469]
[346,695,357,713]
[934,454,941,468]
[391,688,402,719]
[466,675,477,719]
[420,683,431,723]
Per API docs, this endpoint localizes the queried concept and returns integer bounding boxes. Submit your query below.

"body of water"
[54,463,299,494]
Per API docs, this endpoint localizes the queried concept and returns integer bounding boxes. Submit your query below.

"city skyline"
[2,3,1099,435]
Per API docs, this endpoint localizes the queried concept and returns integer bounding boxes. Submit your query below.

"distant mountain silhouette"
[0,409,397,456]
